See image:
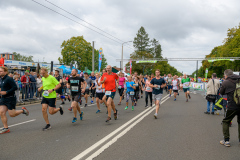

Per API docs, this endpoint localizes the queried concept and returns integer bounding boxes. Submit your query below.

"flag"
[130,60,132,75]
[99,48,103,72]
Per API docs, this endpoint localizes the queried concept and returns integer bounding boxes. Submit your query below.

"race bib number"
[118,86,122,89]
[43,91,49,97]
[146,87,151,91]
[71,86,78,92]
[183,82,189,88]
[130,91,135,95]
[155,85,160,90]
[105,91,111,96]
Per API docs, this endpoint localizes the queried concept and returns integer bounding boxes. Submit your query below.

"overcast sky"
[0,0,240,74]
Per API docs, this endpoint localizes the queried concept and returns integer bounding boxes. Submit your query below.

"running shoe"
[85,104,87,107]
[59,106,64,115]
[91,100,94,104]
[61,101,65,105]
[22,107,29,116]
[125,106,128,110]
[134,103,137,106]
[0,128,10,134]
[72,117,77,123]
[145,105,148,108]
[188,95,191,99]
[154,113,157,119]
[80,112,84,120]
[42,124,51,131]
[211,112,214,115]
[204,111,210,114]
[169,95,171,97]
[106,116,111,122]
[118,102,121,105]
[114,110,118,120]
[132,106,134,111]
[220,140,231,147]
[174,99,176,101]
[96,110,101,114]
[68,107,72,111]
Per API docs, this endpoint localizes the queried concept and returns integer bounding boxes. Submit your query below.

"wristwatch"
[52,89,55,91]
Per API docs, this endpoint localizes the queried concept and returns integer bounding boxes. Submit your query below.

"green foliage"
[12,52,34,62]
[193,24,240,78]
[128,26,181,76]
[58,36,107,71]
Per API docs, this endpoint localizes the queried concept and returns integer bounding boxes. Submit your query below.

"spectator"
[0,55,6,67]
[26,67,30,73]
[14,77,20,102]
[36,74,42,99]
[205,73,220,115]
[8,73,13,78]
[21,72,30,100]
[219,69,240,147]
[29,71,37,99]
[13,72,18,79]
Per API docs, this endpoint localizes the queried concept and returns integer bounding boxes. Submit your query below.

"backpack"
[234,79,240,105]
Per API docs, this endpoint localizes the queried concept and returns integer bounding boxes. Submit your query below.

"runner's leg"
[0,105,8,128]
[48,107,60,115]
[72,101,78,118]
[42,104,49,124]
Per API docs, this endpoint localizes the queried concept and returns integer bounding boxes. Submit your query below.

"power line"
[32,0,128,46]
[32,0,135,50]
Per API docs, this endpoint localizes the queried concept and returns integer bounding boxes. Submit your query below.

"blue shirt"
[126,81,135,92]
[150,77,166,95]
[90,76,96,87]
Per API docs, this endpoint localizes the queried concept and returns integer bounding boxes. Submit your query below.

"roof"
[0,52,13,55]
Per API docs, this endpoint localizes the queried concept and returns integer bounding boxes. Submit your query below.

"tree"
[58,36,107,71]
[133,26,151,52]
[192,23,240,78]
[13,52,34,62]
[151,38,162,58]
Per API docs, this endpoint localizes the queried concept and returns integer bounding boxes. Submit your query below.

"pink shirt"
[145,80,152,92]
[119,77,125,87]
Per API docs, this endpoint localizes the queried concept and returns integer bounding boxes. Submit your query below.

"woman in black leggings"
[134,76,142,106]
[144,76,152,108]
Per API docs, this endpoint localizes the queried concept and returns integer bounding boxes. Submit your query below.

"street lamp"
[121,41,132,72]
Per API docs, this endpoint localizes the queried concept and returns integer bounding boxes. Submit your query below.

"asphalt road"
[0,91,239,160]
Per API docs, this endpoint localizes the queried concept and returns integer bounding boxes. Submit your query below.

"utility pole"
[121,44,123,71]
[92,41,94,72]
[196,60,198,82]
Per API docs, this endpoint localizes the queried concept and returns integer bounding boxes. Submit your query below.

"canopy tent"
[86,69,92,74]
[58,65,71,75]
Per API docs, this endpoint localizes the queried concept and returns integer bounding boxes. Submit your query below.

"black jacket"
[0,75,18,98]
[219,74,240,110]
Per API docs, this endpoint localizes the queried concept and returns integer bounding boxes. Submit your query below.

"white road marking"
[71,95,169,160]
[0,119,36,130]
[86,97,170,160]
[80,103,97,108]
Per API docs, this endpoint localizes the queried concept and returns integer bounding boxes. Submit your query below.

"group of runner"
[0,65,192,134]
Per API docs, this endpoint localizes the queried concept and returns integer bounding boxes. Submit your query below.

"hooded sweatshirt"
[219,74,240,110]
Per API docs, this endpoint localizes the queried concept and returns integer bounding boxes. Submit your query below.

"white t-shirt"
[95,78,103,93]
[172,79,179,90]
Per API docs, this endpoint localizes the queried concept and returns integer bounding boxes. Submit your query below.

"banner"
[130,60,132,75]
[194,74,196,82]
[136,60,157,63]
[208,59,234,62]
[189,82,205,90]
[99,48,103,72]
[205,68,208,79]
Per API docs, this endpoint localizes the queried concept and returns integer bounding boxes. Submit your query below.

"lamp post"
[121,41,132,71]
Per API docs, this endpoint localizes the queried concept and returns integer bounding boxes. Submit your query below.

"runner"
[101,69,108,113]
[163,74,168,93]
[95,72,105,113]
[0,67,29,134]
[125,76,136,111]
[167,74,173,97]
[83,73,93,107]
[54,70,65,105]
[89,72,96,104]
[144,75,153,108]
[181,74,191,102]
[67,69,86,123]
[134,76,142,106]
[140,74,145,98]
[38,68,63,131]
[117,72,125,105]
[100,65,119,122]
[150,69,166,119]
[172,75,179,101]
[178,76,182,93]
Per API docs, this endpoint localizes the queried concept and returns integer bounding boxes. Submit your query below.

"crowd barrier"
[189,82,207,98]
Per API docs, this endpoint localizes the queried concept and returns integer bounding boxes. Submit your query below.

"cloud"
[0,0,240,74]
